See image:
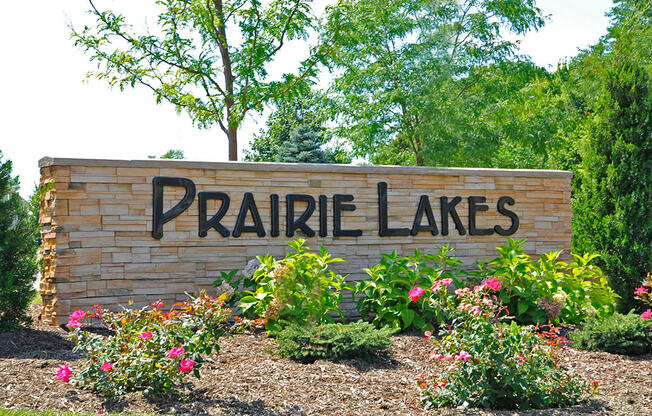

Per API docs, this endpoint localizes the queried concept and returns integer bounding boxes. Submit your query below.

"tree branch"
[88,0,227,98]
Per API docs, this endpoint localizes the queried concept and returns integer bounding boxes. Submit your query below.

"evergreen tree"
[573,64,652,311]
[573,0,652,311]
[275,125,333,163]
[0,152,39,330]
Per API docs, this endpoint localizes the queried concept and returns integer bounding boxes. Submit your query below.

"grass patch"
[0,410,153,416]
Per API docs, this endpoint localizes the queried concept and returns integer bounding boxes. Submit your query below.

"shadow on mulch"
[338,356,403,373]
[0,327,77,360]
[130,389,305,416]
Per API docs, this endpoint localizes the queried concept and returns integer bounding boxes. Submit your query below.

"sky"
[1,0,614,198]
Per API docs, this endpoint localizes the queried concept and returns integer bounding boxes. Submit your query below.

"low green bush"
[570,312,652,355]
[275,321,395,363]
[62,291,229,396]
[238,239,351,333]
[354,246,464,332]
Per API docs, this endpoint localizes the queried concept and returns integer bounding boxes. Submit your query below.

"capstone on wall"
[38,158,572,325]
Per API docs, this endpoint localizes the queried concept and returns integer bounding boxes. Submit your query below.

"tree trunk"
[415,150,424,166]
[228,126,238,161]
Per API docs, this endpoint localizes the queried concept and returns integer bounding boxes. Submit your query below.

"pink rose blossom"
[66,319,81,329]
[56,364,72,382]
[480,278,501,291]
[634,286,648,296]
[641,309,652,320]
[167,346,185,358]
[70,309,87,321]
[140,331,153,339]
[100,362,114,371]
[455,350,472,361]
[179,359,195,373]
[408,287,425,302]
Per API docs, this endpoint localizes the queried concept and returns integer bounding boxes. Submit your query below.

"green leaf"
[400,308,415,328]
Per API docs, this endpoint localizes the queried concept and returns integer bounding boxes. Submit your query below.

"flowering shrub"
[634,272,652,320]
[418,280,592,410]
[354,246,464,331]
[63,291,229,396]
[238,239,352,333]
[480,238,617,325]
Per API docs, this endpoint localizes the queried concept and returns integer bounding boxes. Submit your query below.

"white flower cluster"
[242,258,261,278]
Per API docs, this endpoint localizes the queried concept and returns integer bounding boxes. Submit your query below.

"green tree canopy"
[71,0,334,160]
[320,0,544,166]
[148,149,185,159]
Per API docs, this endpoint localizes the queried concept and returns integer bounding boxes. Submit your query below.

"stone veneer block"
[38,157,572,325]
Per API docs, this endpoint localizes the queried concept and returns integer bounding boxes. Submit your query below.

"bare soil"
[0,305,650,416]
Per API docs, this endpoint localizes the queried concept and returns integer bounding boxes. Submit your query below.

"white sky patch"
[0,0,613,198]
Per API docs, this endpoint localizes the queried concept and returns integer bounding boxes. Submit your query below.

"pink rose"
[480,278,501,291]
[66,319,81,329]
[179,359,195,373]
[140,331,153,339]
[167,346,185,358]
[455,350,472,361]
[70,309,87,321]
[641,309,652,320]
[100,362,114,371]
[634,286,648,296]
[56,364,72,382]
[408,287,425,302]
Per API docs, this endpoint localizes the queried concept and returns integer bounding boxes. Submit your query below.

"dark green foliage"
[275,321,395,363]
[275,125,333,163]
[570,313,652,355]
[572,3,652,311]
[0,152,39,331]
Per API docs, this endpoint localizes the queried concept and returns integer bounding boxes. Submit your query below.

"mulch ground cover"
[0,305,650,416]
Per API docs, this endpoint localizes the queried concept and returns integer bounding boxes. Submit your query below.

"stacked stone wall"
[38,158,572,325]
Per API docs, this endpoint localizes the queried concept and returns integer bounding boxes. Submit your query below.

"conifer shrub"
[570,312,652,355]
[0,152,40,331]
[275,321,395,363]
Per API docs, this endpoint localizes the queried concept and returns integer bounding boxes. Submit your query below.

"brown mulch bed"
[0,305,651,415]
